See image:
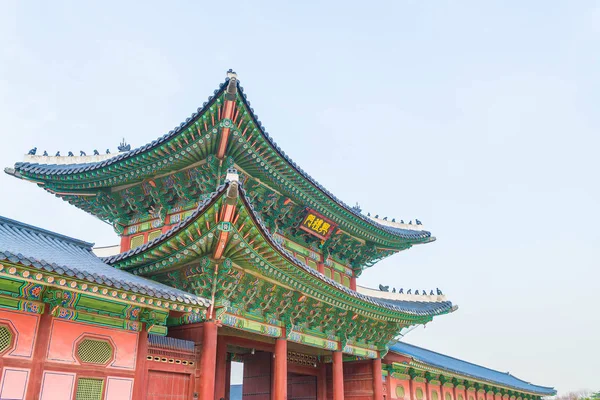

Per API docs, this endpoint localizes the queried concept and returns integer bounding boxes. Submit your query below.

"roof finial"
[226,69,238,80]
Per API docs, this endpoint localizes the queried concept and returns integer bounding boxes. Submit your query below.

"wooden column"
[200,321,218,400]
[26,308,53,400]
[318,363,327,400]
[373,358,384,400]
[409,375,415,400]
[350,275,357,291]
[132,325,149,400]
[273,338,288,400]
[225,356,232,400]
[215,335,228,400]
[332,351,344,400]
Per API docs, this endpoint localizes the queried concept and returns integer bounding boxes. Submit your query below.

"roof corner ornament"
[351,202,362,213]
[27,147,37,155]
[118,138,131,152]
[378,284,389,292]
[225,167,239,183]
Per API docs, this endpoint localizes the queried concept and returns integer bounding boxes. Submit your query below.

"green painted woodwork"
[16,81,433,271]
[109,183,439,351]
[0,262,206,334]
[390,362,547,398]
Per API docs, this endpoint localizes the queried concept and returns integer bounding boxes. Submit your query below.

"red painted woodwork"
[147,370,190,400]
[319,363,328,400]
[243,351,272,400]
[442,386,454,400]
[332,352,344,400]
[217,99,236,158]
[341,360,373,400]
[372,359,383,400]
[350,276,357,291]
[274,338,288,400]
[288,372,317,400]
[215,335,228,400]
[120,235,130,253]
[200,321,218,400]
[225,358,232,400]
[25,309,52,400]
[132,328,149,400]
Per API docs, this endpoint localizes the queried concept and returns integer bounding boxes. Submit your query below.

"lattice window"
[432,391,439,400]
[446,393,453,400]
[147,229,162,242]
[0,325,13,354]
[334,271,342,283]
[75,378,104,400]
[416,388,424,400]
[396,385,406,399]
[77,338,113,365]
[342,275,350,288]
[130,234,145,249]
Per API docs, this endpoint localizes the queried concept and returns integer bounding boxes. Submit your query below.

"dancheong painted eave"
[104,179,455,319]
[4,70,434,250]
[390,342,556,396]
[0,215,209,308]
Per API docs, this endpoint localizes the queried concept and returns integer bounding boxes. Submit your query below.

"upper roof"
[389,342,556,396]
[104,180,454,318]
[5,71,433,249]
[0,215,209,306]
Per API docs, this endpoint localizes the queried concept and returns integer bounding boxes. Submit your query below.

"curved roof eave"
[8,74,432,243]
[104,181,454,318]
[389,342,556,396]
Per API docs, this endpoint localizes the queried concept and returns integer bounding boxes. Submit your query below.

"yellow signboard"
[299,209,337,240]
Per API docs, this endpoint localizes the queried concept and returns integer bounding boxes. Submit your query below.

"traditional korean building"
[1,71,555,400]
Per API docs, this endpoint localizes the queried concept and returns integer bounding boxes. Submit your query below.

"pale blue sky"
[1,1,598,394]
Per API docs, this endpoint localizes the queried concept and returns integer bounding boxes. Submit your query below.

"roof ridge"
[0,215,95,249]
[392,341,555,391]
[234,80,434,242]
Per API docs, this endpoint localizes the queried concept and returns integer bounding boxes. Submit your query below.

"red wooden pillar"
[350,275,357,291]
[215,335,228,400]
[273,338,288,400]
[317,261,325,275]
[225,357,232,400]
[373,358,384,400]
[200,321,218,400]
[409,375,415,400]
[318,363,327,400]
[26,308,53,400]
[132,326,149,400]
[332,351,344,400]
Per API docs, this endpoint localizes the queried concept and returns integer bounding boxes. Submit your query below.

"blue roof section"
[389,342,556,396]
[105,182,454,318]
[8,75,432,242]
[0,215,209,306]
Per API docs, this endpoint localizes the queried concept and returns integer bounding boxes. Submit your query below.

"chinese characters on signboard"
[299,209,337,240]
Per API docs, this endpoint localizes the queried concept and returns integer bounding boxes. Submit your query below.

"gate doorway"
[288,372,317,400]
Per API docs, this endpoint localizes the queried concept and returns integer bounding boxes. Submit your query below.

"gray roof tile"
[0,215,209,307]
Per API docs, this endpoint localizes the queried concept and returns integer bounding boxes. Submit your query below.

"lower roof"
[0,215,209,306]
[389,342,556,396]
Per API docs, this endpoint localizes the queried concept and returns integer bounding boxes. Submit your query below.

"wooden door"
[147,370,191,400]
[288,372,317,400]
[243,352,272,400]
